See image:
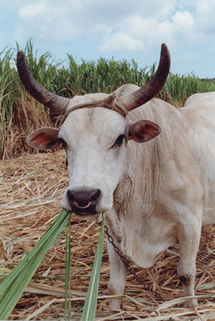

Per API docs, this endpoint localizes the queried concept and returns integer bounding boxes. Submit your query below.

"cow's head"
[17,44,170,216]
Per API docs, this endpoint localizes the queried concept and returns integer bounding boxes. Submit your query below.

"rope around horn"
[60,94,128,125]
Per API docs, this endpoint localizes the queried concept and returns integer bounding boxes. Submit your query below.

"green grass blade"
[0,209,70,296]
[81,212,105,321]
[65,216,71,320]
[0,209,72,320]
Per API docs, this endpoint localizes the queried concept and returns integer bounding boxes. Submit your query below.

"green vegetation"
[81,212,105,321]
[0,209,106,320]
[1,40,215,159]
[0,209,72,320]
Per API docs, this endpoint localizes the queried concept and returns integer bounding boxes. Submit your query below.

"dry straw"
[1,150,215,320]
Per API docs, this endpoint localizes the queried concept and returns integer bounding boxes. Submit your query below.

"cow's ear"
[27,127,60,150]
[128,120,161,143]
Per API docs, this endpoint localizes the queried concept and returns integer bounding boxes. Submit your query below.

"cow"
[17,44,215,310]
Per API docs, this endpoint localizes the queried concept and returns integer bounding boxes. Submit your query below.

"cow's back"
[185,91,215,108]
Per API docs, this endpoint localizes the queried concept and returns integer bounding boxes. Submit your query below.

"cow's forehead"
[59,107,127,144]
[66,93,109,109]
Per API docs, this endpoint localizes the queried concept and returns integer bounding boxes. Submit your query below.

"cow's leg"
[107,239,126,310]
[177,219,201,307]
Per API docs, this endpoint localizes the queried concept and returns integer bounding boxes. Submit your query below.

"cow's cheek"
[96,190,113,212]
[61,189,71,210]
[97,165,123,212]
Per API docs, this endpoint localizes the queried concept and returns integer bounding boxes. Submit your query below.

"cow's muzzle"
[67,188,101,215]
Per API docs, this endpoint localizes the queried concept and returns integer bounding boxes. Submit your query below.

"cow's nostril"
[89,189,101,202]
[67,190,75,202]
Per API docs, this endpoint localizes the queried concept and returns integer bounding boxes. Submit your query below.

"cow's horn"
[17,51,70,117]
[115,43,170,112]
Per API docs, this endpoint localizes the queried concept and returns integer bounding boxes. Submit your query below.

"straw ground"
[1,151,215,320]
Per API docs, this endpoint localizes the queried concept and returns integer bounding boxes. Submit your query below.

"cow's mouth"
[71,201,98,216]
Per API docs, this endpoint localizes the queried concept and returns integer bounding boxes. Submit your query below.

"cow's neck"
[109,100,186,266]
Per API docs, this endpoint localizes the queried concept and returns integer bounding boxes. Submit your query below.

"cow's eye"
[111,135,125,149]
[59,138,67,149]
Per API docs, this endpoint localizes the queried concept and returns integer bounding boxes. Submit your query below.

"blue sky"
[0,0,215,78]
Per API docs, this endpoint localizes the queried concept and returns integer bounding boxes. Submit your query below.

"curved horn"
[115,43,170,112]
[17,51,70,116]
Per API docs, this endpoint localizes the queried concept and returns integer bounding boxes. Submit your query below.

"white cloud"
[1,0,215,77]
[17,0,82,40]
[14,0,215,60]
[16,0,178,43]
[196,0,215,34]
[172,11,194,30]
[19,2,46,18]
[166,11,195,44]
[99,10,195,53]
[0,0,32,9]
[100,32,144,51]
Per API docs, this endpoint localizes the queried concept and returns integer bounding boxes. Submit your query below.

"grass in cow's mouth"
[0,206,106,320]
[0,209,72,319]
[81,212,105,321]
[65,214,72,319]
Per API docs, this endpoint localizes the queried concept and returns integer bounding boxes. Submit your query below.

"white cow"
[17,44,215,309]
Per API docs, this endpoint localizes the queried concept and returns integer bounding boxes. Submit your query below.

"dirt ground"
[1,150,215,320]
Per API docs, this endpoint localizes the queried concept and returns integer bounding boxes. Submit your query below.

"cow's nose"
[67,189,101,215]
